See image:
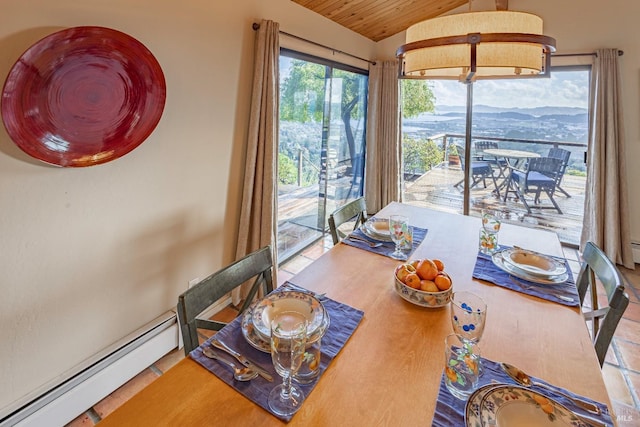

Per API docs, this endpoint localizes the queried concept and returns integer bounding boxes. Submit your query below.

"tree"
[401,79,436,118]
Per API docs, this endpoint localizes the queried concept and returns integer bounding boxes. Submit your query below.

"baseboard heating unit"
[0,311,178,427]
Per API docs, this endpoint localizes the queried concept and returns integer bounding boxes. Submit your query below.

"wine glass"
[389,215,409,260]
[450,291,486,375]
[268,312,308,417]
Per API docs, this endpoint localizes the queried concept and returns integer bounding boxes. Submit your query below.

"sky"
[430,69,590,109]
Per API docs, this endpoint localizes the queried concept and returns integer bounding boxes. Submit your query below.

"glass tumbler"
[444,334,480,400]
[479,211,501,254]
[293,337,322,384]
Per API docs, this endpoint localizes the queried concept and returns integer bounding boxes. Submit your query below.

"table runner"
[342,224,428,259]
[473,246,579,307]
[432,356,612,426]
[190,284,365,422]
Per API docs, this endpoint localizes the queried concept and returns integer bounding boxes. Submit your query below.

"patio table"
[484,148,541,198]
[98,202,610,426]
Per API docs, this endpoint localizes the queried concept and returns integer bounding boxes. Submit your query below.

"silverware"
[210,339,273,382]
[501,362,601,415]
[201,347,259,381]
[508,276,574,303]
[347,235,383,248]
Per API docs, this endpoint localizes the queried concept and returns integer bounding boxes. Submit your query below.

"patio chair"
[505,156,563,214]
[576,241,629,367]
[328,197,368,245]
[453,144,499,191]
[177,245,274,354]
[548,147,572,197]
[475,140,507,179]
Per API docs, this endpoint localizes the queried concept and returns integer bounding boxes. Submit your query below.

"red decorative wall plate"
[1,26,166,167]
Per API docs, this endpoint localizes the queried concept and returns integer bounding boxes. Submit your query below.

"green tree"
[401,79,436,118]
[278,155,298,185]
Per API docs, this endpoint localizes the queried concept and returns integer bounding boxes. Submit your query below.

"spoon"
[501,362,601,415]
[347,235,383,248]
[202,346,259,381]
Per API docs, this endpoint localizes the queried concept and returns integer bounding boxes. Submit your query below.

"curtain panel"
[233,20,280,304]
[581,48,634,268]
[364,60,401,214]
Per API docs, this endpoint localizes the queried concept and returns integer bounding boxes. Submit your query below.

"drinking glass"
[479,210,501,255]
[450,291,487,344]
[389,215,409,260]
[293,337,322,384]
[268,313,308,417]
[444,334,480,400]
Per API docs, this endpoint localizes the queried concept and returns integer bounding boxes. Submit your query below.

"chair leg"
[556,184,571,198]
[544,188,563,214]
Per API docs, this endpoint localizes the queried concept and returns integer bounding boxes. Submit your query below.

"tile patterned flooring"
[67,236,640,426]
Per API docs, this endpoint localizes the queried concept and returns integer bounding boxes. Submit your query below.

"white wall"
[0,0,374,414]
[376,0,640,248]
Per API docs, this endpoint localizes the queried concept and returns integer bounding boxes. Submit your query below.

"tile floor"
[67,236,640,426]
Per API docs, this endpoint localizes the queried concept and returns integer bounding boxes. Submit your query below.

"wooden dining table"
[99,202,611,426]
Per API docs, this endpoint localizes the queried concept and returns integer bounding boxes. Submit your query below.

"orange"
[404,273,422,289]
[395,264,416,283]
[434,273,452,291]
[420,280,439,292]
[416,259,438,280]
[433,259,445,271]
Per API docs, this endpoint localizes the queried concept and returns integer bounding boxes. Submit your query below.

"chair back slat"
[328,197,368,245]
[575,241,629,366]
[176,246,274,354]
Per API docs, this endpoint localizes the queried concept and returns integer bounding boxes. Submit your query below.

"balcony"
[403,133,587,246]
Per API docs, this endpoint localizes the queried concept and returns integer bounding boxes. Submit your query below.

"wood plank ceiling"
[291,0,472,42]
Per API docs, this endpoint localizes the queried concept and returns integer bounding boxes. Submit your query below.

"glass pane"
[324,69,367,218]
[278,56,327,260]
[277,54,368,261]
[401,69,589,246]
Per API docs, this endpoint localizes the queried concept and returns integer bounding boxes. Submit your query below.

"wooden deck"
[276,163,586,261]
[403,163,586,246]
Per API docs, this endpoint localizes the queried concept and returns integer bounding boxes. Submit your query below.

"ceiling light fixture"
[396,11,556,83]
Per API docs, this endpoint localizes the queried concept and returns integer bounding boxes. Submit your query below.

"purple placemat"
[473,246,579,307]
[342,224,428,258]
[190,284,364,422]
[432,356,612,426]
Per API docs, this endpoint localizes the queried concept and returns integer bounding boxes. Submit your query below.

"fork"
[347,235,383,248]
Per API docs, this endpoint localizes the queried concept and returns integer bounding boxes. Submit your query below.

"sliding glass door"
[277,50,368,261]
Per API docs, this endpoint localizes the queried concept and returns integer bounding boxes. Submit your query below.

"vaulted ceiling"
[291,0,510,42]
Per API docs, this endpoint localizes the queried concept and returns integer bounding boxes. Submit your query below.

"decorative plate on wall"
[1,26,166,167]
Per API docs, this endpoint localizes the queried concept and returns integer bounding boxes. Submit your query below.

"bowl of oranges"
[394,258,453,308]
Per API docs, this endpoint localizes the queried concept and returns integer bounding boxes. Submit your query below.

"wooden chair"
[328,197,368,245]
[176,246,274,354]
[453,144,499,191]
[505,156,563,214]
[548,147,572,197]
[475,141,507,180]
[576,241,630,366]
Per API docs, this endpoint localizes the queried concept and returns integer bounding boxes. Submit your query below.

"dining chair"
[547,147,572,197]
[328,197,368,245]
[453,144,499,191]
[475,141,507,180]
[176,245,274,354]
[505,156,563,214]
[575,241,630,367]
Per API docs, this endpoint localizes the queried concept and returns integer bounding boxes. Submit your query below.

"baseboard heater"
[632,242,640,264]
[0,311,178,427]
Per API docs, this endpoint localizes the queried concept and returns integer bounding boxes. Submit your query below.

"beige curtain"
[580,49,634,268]
[365,59,401,213]
[233,20,280,304]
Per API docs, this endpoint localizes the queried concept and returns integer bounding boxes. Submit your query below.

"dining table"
[98,202,612,426]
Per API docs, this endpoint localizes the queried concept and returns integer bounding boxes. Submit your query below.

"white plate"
[492,251,569,285]
[479,385,592,427]
[362,218,392,242]
[251,291,326,341]
[502,248,567,278]
[242,303,329,353]
[465,383,502,426]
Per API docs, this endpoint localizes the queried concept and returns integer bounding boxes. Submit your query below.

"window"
[401,67,590,245]
[278,49,368,261]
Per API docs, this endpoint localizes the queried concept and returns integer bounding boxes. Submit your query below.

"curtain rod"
[553,50,624,58]
[252,23,375,65]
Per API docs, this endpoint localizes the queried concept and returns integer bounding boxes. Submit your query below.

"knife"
[210,339,273,382]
